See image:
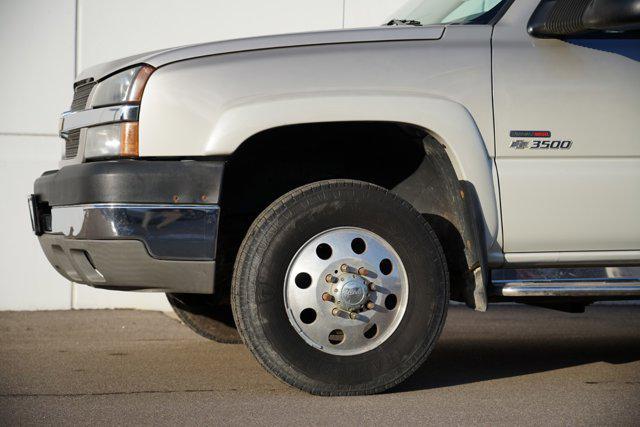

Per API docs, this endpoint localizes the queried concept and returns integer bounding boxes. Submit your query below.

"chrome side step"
[492,279,640,298]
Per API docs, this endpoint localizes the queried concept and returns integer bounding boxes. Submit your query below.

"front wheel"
[232,180,448,395]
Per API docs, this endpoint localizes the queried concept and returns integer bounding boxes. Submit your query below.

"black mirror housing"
[528,0,640,38]
[583,0,640,31]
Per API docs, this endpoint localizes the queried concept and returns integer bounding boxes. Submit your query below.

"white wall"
[1,0,76,310]
[1,0,409,311]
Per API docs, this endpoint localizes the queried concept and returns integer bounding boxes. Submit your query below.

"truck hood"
[78,25,445,81]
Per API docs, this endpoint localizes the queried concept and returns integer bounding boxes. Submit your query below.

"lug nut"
[325,274,337,284]
[340,264,350,273]
[368,282,376,291]
[332,308,341,317]
[349,312,358,320]
[322,292,334,302]
[358,267,370,277]
[366,301,375,310]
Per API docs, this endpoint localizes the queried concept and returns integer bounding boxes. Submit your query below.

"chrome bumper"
[49,204,219,260]
[37,204,218,293]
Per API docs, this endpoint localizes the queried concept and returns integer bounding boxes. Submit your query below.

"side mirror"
[528,0,640,38]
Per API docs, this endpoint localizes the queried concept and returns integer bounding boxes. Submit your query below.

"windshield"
[387,0,508,26]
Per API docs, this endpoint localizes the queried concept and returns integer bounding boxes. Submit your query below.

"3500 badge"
[527,140,572,149]
[509,130,572,150]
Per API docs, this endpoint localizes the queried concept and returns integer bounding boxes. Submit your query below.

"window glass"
[389,0,508,25]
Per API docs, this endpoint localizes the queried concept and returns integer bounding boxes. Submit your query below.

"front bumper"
[31,160,224,294]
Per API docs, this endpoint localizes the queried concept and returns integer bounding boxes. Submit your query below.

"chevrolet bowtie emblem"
[510,140,529,149]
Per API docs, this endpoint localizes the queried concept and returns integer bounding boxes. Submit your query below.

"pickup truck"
[29,0,640,395]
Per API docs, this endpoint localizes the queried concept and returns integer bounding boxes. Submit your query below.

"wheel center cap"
[338,279,368,311]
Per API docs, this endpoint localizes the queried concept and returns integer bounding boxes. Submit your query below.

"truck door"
[492,0,640,256]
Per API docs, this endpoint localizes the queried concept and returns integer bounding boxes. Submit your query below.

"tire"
[232,179,448,395]
[167,293,241,344]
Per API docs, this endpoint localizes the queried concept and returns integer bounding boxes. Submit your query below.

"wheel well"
[218,122,480,305]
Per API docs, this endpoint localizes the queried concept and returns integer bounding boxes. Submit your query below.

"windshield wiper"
[386,19,422,26]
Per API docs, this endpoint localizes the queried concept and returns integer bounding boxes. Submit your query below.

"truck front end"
[29,65,222,294]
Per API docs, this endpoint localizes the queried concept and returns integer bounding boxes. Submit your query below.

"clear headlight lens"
[85,123,139,159]
[81,65,153,159]
[88,65,154,108]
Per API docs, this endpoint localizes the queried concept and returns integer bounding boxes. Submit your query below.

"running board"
[492,279,640,298]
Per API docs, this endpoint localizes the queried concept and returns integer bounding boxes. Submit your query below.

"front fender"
[139,28,498,248]
[142,90,499,250]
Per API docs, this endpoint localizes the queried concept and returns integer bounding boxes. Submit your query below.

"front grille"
[64,129,81,159]
[70,80,95,111]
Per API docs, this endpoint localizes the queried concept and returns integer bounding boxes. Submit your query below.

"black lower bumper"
[34,159,224,207]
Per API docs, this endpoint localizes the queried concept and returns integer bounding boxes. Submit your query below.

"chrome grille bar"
[59,104,139,134]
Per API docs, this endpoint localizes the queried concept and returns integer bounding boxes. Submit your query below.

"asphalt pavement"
[1,305,639,425]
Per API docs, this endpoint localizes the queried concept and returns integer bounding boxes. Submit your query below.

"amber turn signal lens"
[120,122,139,157]
[129,65,155,102]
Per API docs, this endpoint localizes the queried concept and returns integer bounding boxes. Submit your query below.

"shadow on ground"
[393,304,640,393]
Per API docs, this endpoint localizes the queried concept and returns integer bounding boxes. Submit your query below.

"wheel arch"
[219,118,491,309]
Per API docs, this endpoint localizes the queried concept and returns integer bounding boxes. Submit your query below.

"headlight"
[88,65,154,108]
[85,123,139,159]
[81,64,153,159]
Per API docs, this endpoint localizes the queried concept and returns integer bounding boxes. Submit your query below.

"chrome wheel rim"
[284,227,408,356]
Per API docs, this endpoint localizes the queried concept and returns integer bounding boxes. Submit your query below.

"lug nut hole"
[363,324,378,339]
[351,238,366,255]
[294,272,312,289]
[316,243,332,260]
[379,258,393,275]
[328,329,344,345]
[300,308,317,324]
[385,294,398,310]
